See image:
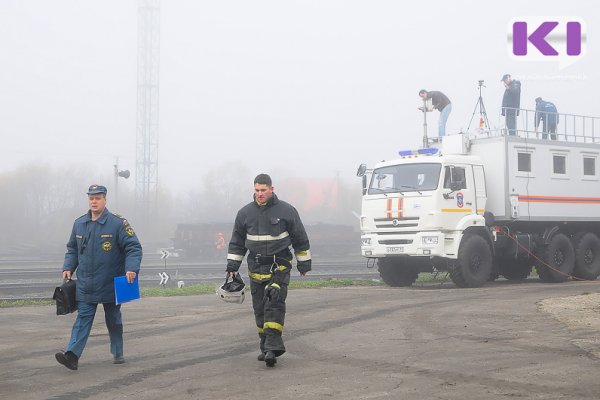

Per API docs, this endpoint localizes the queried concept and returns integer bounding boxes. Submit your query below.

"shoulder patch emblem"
[125,226,135,237]
[102,241,112,252]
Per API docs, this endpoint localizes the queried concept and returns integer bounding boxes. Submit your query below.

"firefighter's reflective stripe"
[246,231,289,241]
[264,321,284,332]
[250,272,272,281]
[257,326,265,334]
[274,264,289,271]
[227,253,244,261]
[295,250,311,262]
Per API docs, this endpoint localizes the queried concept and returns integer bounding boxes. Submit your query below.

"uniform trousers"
[66,302,123,358]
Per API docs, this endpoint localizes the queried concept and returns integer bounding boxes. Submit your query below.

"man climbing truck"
[357,133,600,288]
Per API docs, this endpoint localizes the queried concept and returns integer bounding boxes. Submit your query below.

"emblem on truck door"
[457,192,464,208]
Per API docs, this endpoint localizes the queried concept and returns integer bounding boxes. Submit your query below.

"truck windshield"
[368,163,441,194]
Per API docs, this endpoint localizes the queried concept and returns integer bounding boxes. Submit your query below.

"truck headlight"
[361,237,371,246]
[422,236,438,245]
[360,217,367,229]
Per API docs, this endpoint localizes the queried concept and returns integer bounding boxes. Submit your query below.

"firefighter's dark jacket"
[226,193,311,274]
[63,208,142,303]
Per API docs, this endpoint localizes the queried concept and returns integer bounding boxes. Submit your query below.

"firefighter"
[215,232,226,250]
[225,173,311,367]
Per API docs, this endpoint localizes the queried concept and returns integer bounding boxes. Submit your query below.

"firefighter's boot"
[264,351,277,367]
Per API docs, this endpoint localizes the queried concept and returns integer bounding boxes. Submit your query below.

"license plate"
[386,246,404,253]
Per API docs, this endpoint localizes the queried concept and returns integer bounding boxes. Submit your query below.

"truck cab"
[358,145,492,287]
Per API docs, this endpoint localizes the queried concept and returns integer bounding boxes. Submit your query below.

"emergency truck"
[357,125,600,287]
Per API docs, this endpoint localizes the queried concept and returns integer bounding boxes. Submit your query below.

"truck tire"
[499,260,532,281]
[572,232,600,280]
[377,258,419,287]
[535,233,574,283]
[450,234,492,288]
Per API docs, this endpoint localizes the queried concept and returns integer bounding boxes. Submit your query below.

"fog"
[0,0,598,255]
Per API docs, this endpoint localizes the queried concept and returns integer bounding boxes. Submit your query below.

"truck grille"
[374,217,420,229]
[378,239,413,245]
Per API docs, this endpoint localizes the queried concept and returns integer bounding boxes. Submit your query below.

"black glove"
[297,260,311,274]
[264,283,281,302]
[226,264,238,273]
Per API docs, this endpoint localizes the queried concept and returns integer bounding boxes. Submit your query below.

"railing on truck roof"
[470,108,600,144]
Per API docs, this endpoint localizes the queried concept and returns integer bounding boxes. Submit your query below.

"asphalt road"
[2,280,600,399]
[0,254,377,299]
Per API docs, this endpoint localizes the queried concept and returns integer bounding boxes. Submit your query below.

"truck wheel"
[535,233,574,283]
[451,235,492,288]
[499,260,532,281]
[377,258,419,287]
[572,232,600,280]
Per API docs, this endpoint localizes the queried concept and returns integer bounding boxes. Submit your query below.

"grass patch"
[141,283,216,297]
[140,278,385,298]
[416,272,450,283]
[1,276,448,307]
[0,299,54,308]
[289,278,383,288]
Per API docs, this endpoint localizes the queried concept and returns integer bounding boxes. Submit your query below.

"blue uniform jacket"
[63,208,143,303]
[535,100,559,126]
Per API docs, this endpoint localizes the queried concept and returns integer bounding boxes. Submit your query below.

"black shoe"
[264,351,276,367]
[257,352,266,362]
[55,351,78,370]
[113,356,125,364]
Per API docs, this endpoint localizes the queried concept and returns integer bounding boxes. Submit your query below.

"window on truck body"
[517,152,531,172]
[583,156,596,176]
[553,154,567,175]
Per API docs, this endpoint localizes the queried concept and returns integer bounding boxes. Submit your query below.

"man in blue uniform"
[501,74,522,136]
[55,184,142,370]
[226,174,311,367]
[535,97,559,140]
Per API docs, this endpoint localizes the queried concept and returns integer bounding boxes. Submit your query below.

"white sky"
[0,0,598,194]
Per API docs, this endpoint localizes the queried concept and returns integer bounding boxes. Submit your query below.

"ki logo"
[508,17,586,69]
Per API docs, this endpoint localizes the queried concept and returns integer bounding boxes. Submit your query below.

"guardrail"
[471,108,600,143]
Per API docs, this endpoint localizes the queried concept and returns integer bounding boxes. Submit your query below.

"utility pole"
[114,157,130,212]
[135,0,161,228]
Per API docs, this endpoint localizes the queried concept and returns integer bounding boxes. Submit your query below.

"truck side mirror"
[362,175,367,195]
[356,164,367,177]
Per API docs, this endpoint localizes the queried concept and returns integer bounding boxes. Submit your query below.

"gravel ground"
[539,291,600,358]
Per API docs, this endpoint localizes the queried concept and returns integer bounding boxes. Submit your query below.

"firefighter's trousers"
[248,258,291,357]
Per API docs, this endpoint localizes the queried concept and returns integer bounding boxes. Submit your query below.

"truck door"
[472,165,487,215]
[441,165,477,229]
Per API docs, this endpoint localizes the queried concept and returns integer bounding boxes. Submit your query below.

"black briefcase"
[53,279,77,315]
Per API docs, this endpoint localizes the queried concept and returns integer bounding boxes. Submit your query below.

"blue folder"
[114,275,140,305]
